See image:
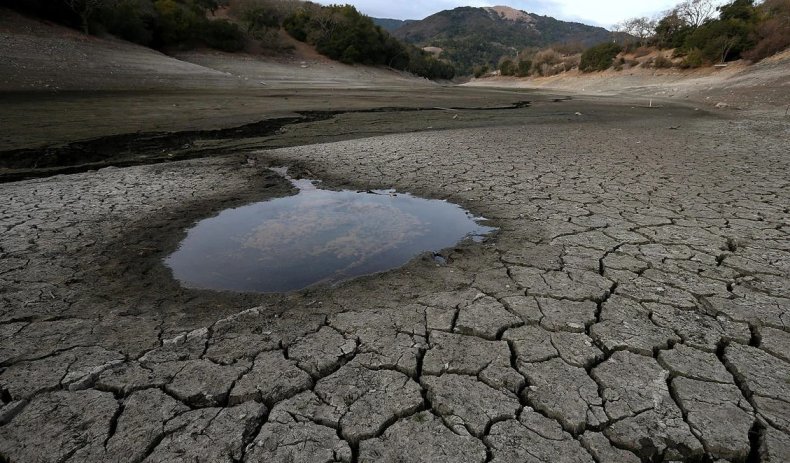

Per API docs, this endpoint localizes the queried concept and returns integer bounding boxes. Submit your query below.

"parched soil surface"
[2,92,789,462]
[2,9,790,463]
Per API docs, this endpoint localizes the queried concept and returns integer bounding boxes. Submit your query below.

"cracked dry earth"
[1,104,789,463]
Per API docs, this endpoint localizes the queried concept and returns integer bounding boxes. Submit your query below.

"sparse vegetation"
[580,42,622,72]
[516,59,532,76]
[680,47,706,67]
[576,0,790,74]
[499,59,516,76]
[6,0,789,77]
[655,0,789,64]
[653,54,674,68]
[743,0,790,61]
[532,48,562,76]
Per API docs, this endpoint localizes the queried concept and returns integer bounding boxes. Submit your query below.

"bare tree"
[676,0,718,27]
[620,17,658,46]
[611,21,628,44]
[64,0,110,34]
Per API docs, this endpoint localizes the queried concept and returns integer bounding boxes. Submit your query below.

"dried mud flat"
[1,89,789,463]
[1,14,790,458]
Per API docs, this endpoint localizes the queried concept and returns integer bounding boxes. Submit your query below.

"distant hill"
[372,18,417,32]
[391,5,616,73]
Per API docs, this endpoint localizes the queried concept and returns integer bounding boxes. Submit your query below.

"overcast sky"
[317,0,685,28]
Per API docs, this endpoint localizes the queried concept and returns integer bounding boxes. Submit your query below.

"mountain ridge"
[372,18,417,32]
[385,5,615,73]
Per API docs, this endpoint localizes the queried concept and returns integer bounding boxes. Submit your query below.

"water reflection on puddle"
[165,169,496,293]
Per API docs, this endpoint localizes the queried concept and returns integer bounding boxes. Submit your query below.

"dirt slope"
[466,50,790,111]
[175,49,432,89]
[0,9,242,91]
[0,8,431,91]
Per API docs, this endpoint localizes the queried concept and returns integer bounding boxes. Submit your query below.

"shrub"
[96,0,157,46]
[531,48,566,76]
[532,48,561,68]
[499,59,516,76]
[152,0,245,50]
[561,54,580,70]
[653,54,674,68]
[154,0,202,45]
[680,0,760,63]
[680,48,706,67]
[536,63,566,76]
[684,18,755,62]
[516,59,532,76]
[420,56,456,80]
[230,0,300,44]
[242,7,280,32]
[654,11,693,49]
[580,42,622,72]
[744,20,790,61]
[743,0,790,61]
[200,19,246,51]
[473,65,489,78]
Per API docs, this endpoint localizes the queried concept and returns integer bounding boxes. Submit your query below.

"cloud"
[527,0,681,27]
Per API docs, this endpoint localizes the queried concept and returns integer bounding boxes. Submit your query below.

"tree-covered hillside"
[372,17,415,32]
[392,7,616,73]
[284,3,455,79]
[1,0,456,80]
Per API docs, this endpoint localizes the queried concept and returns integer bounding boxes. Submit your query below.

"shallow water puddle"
[165,169,496,293]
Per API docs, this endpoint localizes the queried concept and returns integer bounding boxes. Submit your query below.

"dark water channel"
[165,169,496,293]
